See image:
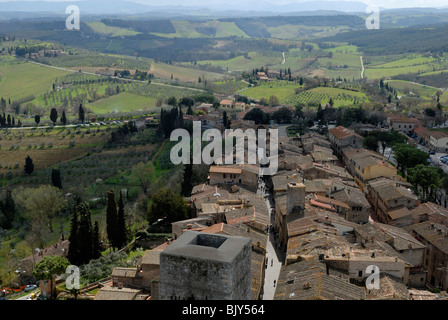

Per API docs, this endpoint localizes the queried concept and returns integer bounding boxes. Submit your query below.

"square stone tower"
[159,231,252,300]
[286,182,306,215]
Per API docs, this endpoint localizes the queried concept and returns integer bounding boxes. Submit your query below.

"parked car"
[24,284,37,292]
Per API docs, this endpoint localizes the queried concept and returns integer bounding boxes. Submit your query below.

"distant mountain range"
[0,0,404,15]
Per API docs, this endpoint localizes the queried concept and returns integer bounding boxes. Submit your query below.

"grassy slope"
[0,62,70,101]
[86,22,141,37]
[86,92,157,114]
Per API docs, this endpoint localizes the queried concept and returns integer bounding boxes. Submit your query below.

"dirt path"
[360,56,365,79]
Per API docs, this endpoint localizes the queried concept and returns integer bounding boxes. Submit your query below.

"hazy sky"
[0,0,447,9]
[132,0,448,9]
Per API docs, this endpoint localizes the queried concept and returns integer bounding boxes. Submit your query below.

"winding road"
[25,59,206,92]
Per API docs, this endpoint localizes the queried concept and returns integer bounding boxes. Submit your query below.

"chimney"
[303,282,311,290]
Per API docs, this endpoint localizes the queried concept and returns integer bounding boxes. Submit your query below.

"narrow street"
[257,174,284,300]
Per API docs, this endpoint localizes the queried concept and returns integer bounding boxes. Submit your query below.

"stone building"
[159,231,252,300]
[328,126,364,159]
[409,222,448,290]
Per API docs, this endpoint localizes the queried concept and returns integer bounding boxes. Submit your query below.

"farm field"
[150,62,228,83]
[0,61,71,101]
[0,126,111,178]
[286,86,369,107]
[86,92,158,114]
[151,20,206,38]
[241,81,300,102]
[197,52,284,73]
[86,22,142,37]
[267,24,348,39]
[386,80,439,99]
[363,55,448,79]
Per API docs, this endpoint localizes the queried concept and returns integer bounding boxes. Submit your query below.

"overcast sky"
[132,0,448,9]
[0,0,447,9]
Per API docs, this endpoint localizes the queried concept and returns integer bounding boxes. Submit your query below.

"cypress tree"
[51,168,63,189]
[79,104,85,123]
[106,190,118,250]
[116,191,127,249]
[92,220,101,260]
[77,203,93,265]
[0,190,15,229]
[61,110,67,126]
[50,108,58,125]
[67,205,80,265]
[181,162,193,197]
[24,155,34,176]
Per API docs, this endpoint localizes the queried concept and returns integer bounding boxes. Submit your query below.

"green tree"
[34,114,40,127]
[78,104,85,123]
[106,190,118,250]
[131,161,155,196]
[92,220,102,260]
[61,110,67,126]
[223,110,231,129]
[24,155,34,176]
[181,161,193,197]
[32,255,70,299]
[50,108,58,125]
[407,165,446,201]
[364,134,379,151]
[243,108,269,124]
[268,95,280,107]
[147,187,188,224]
[14,185,66,234]
[116,192,127,249]
[77,203,93,265]
[0,190,16,229]
[51,168,63,189]
[393,143,429,176]
[167,96,177,107]
[271,107,292,124]
[67,206,80,265]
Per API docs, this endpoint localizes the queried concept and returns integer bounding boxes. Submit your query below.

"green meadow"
[86,92,157,114]
[0,61,71,101]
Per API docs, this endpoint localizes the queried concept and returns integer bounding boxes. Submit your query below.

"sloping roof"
[329,126,363,140]
[209,166,242,174]
[388,115,419,123]
[387,206,411,220]
[410,221,448,254]
[310,199,336,211]
[274,258,366,300]
[220,99,234,105]
[377,223,426,251]
[429,131,448,140]
[94,286,142,300]
[141,250,161,265]
[111,267,137,278]
[366,273,409,300]
[314,194,350,209]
